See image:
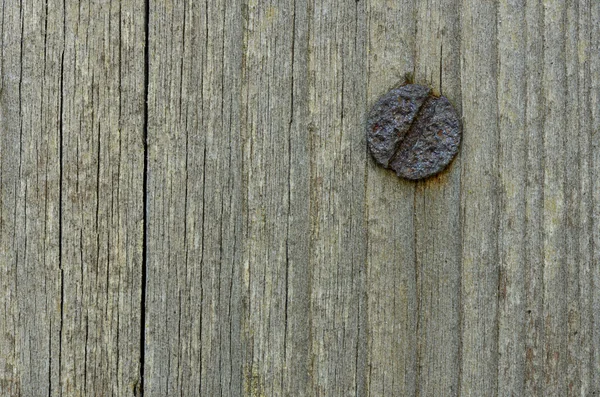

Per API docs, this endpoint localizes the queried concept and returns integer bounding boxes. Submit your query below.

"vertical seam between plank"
[58,1,66,395]
[282,0,296,393]
[140,0,150,394]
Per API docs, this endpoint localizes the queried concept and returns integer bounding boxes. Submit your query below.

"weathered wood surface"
[1,0,599,396]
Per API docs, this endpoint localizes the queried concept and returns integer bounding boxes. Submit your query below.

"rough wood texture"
[145,0,243,395]
[2,0,600,396]
[1,0,145,396]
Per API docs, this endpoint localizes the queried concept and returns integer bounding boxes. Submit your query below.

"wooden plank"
[145,0,243,395]
[591,2,600,393]
[282,1,312,395]
[459,0,500,395]
[240,0,303,395]
[575,4,595,396]
[307,1,368,395]
[0,0,146,395]
[59,0,146,394]
[575,3,595,395]
[565,1,583,394]
[0,1,62,395]
[3,0,600,395]
[413,0,462,394]
[364,0,417,395]
[239,0,313,395]
[541,1,568,395]
[497,0,527,395]
[523,0,545,394]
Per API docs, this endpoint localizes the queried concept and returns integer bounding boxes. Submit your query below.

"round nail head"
[367,83,461,180]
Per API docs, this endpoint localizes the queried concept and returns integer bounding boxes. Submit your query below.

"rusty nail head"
[367,83,461,180]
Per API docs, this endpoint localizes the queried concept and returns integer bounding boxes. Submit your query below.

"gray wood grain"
[282,1,312,395]
[497,0,527,395]
[1,0,145,396]
[1,1,62,395]
[413,0,462,395]
[365,0,417,395]
[307,1,368,395]
[542,1,568,394]
[592,4,600,393]
[524,1,545,394]
[145,0,243,395]
[2,0,600,396]
[59,0,146,395]
[241,0,301,395]
[459,1,500,395]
